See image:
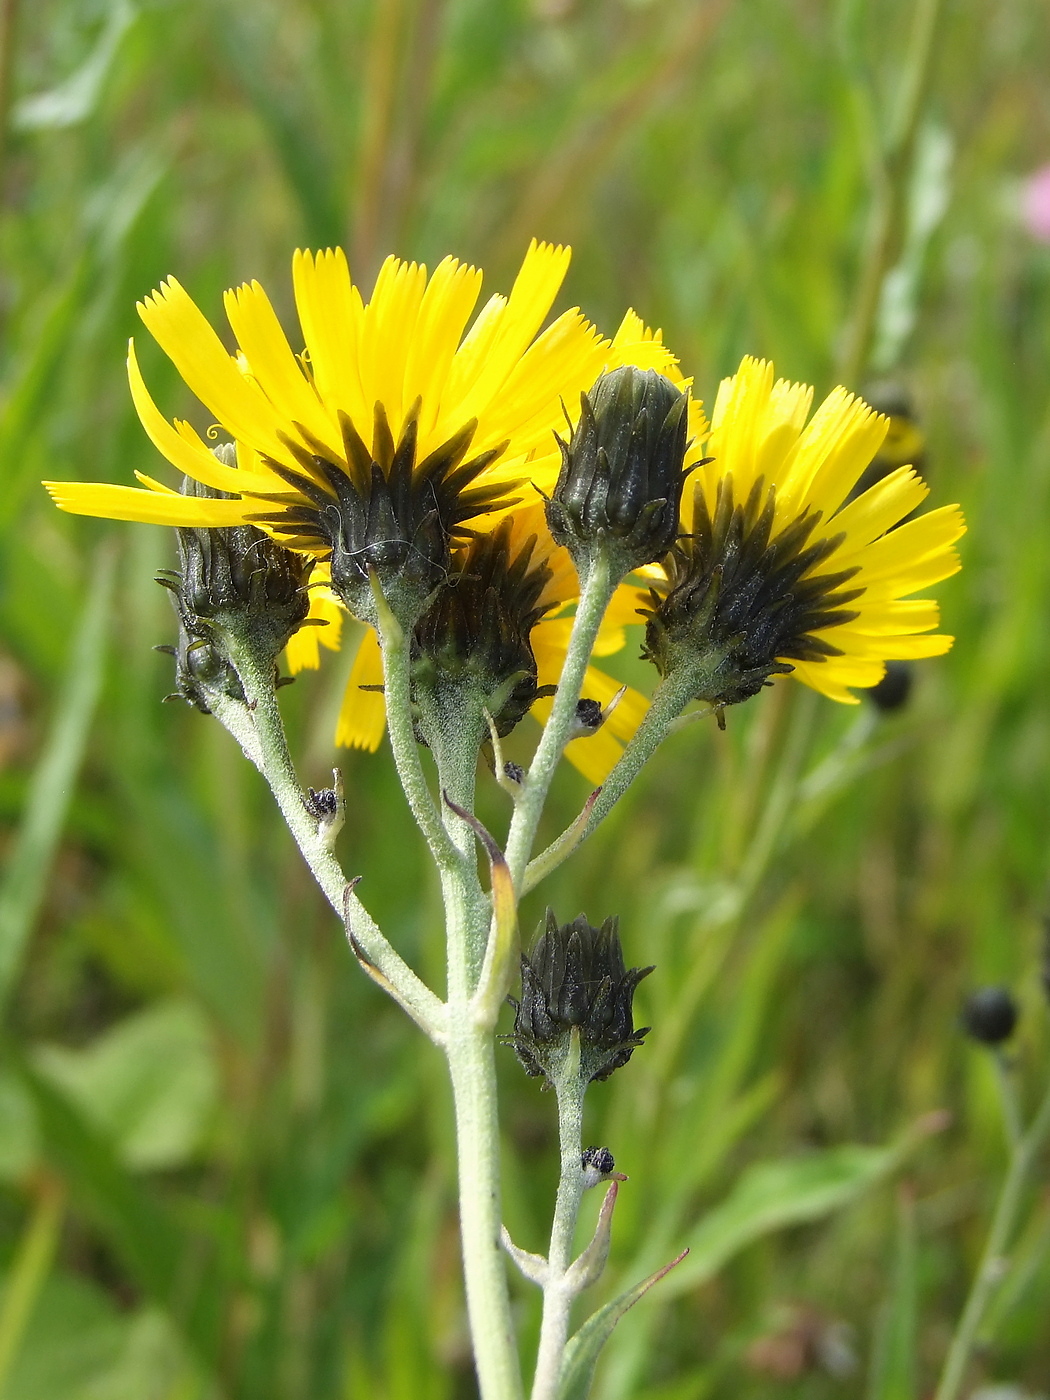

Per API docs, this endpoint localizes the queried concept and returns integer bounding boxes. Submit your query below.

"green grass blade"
[0,542,117,1014]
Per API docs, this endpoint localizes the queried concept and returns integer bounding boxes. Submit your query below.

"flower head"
[642,357,966,708]
[509,910,653,1087]
[546,366,692,575]
[46,242,688,631]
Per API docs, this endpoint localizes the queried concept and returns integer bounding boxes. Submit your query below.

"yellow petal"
[137,278,288,460]
[44,480,252,526]
[335,628,386,751]
[223,280,340,454]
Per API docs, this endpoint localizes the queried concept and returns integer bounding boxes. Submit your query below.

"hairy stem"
[219,636,444,1038]
[933,1077,1050,1400]
[531,1033,586,1400]
[524,657,713,889]
[506,557,614,889]
[372,583,464,873]
[445,1004,524,1400]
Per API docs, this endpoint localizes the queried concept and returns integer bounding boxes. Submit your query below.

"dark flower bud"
[156,459,313,707]
[411,519,554,745]
[508,910,653,1087]
[546,368,691,576]
[248,403,515,631]
[162,464,313,654]
[866,660,913,713]
[961,986,1019,1045]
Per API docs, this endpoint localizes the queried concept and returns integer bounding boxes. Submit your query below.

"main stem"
[933,1078,1050,1400]
[531,1033,586,1400]
[420,686,523,1400]
[506,557,614,889]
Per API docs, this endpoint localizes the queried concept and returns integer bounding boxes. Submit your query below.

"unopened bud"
[961,987,1019,1046]
[547,368,690,576]
[509,910,653,1087]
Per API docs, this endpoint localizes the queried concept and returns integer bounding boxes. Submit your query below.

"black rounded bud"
[961,986,1019,1045]
[546,367,690,576]
[867,660,913,713]
[174,471,312,658]
[156,456,313,709]
[508,910,653,1087]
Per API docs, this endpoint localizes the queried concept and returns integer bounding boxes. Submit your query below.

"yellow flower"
[44,242,693,564]
[644,356,965,705]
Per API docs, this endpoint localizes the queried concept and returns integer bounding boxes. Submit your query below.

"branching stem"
[218,635,445,1042]
[506,557,614,889]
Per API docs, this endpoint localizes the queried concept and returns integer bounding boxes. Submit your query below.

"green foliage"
[1,0,1050,1396]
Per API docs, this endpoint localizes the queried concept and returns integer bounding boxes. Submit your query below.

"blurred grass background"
[1,0,1050,1397]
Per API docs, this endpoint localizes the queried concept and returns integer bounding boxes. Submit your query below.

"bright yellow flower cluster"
[45,242,964,784]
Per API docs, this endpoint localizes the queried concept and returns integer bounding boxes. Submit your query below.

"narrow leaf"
[558,1250,688,1400]
[0,544,116,1015]
[662,1138,915,1298]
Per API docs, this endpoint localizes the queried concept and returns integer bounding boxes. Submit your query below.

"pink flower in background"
[1021,164,1050,243]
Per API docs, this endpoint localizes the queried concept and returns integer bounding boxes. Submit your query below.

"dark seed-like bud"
[546,367,691,576]
[508,910,653,1087]
[306,787,339,819]
[411,519,554,744]
[581,1145,616,1187]
[866,660,912,713]
[961,987,1019,1045]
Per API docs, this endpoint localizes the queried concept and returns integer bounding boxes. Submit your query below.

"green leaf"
[0,1070,39,1184]
[13,1059,183,1301]
[0,545,116,1015]
[558,1252,688,1400]
[660,1141,904,1298]
[32,999,219,1171]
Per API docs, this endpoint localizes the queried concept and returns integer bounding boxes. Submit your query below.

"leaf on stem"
[557,1249,689,1400]
[521,787,602,897]
[499,1226,548,1286]
[442,795,519,1028]
[564,1180,619,1294]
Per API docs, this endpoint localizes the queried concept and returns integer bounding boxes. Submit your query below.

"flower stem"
[531,1032,586,1400]
[933,1076,1050,1400]
[506,557,614,889]
[371,579,464,873]
[219,634,444,1038]
[445,1012,525,1400]
[524,657,712,889]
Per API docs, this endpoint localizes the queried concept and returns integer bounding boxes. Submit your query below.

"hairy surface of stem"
[531,1033,586,1400]
[219,633,443,1038]
[506,557,614,889]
